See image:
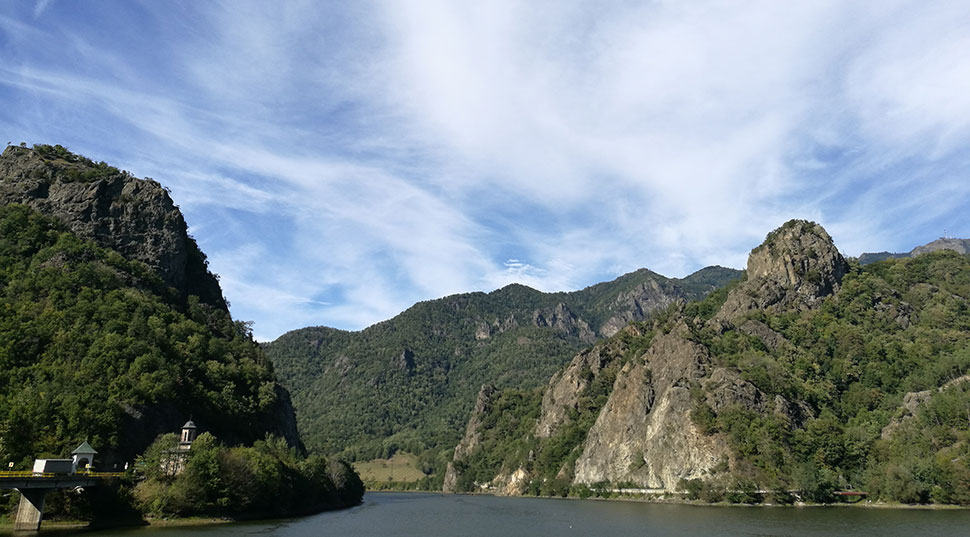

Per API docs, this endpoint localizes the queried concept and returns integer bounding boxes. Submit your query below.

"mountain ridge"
[264,263,742,465]
[858,237,970,265]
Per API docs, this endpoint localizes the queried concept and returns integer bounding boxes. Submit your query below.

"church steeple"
[178,420,197,450]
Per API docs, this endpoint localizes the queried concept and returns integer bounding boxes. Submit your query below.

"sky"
[1,1,969,341]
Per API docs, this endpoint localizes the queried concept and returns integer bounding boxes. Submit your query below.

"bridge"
[0,471,124,531]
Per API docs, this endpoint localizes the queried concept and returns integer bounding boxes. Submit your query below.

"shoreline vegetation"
[358,487,970,510]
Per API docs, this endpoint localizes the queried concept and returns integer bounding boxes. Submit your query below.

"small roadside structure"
[1,440,106,531]
[72,440,98,472]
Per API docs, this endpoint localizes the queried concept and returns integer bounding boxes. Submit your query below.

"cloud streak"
[1,1,968,340]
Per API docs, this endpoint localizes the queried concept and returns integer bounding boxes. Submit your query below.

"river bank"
[28,492,970,537]
[1,497,362,535]
[363,485,970,510]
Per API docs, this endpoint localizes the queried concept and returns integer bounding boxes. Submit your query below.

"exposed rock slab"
[599,280,682,337]
[535,326,637,438]
[717,220,848,322]
[572,323,731,489]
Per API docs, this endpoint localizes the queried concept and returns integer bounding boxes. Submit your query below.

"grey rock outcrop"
[0,145,226,309]
[717,220,849,322]
[443,385,497,492]
[572,220,846,491]
[572,322,730,489]
[532,303,596,344]
[737,319,788,352]
[881,375,970,439]
[599,280,683,337]
[535,326,636,439]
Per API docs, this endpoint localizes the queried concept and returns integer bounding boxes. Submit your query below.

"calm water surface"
[85,492,970,537]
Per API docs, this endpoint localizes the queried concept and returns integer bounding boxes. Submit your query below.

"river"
[72,492,970,536]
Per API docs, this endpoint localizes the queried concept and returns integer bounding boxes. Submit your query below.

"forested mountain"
[0,145,361,520]
[444,220,970,505]
[264,265,741,467]
[0,203,299,466]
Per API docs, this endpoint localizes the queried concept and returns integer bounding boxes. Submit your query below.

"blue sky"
[2,1,969,341]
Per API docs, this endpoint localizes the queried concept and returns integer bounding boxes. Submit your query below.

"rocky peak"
[718,220,849,321]
[910,237,970,256]
[0,145,226,309]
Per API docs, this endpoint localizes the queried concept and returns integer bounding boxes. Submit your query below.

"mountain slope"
[264,265,741,462]
[0,146,302,469]
[445,220,970,505]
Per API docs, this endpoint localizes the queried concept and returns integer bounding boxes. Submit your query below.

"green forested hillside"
[0,204,297,467]
[0,201,363,521]
[265,266,740,469]
[701,250,970,503]
[451,249,970,504]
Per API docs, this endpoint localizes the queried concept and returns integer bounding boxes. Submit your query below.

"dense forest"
[0,204,287,467]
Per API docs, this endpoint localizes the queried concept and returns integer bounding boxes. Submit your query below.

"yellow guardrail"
[77,471,126,478]
[0,471,47,478]
[0,471,126,478]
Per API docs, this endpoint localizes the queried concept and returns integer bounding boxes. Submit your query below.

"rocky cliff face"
[532,303,597,344]
[598,280,682,337]
[535,326,637,439]
[443,385,497,492]
[571,220,842,490]
[572,322,730,489]
[0,145,303,458]
[0,145,225,309]
[716,220,848,322]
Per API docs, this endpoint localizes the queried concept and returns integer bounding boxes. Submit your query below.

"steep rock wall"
[0,145,226,309]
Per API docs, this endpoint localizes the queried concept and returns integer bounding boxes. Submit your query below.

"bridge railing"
[0,470,127,479]
[76,471,127,478]
[0,471,54,478]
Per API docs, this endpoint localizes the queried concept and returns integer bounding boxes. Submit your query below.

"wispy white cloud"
[1,1,968,339]
[32,0,54,19]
